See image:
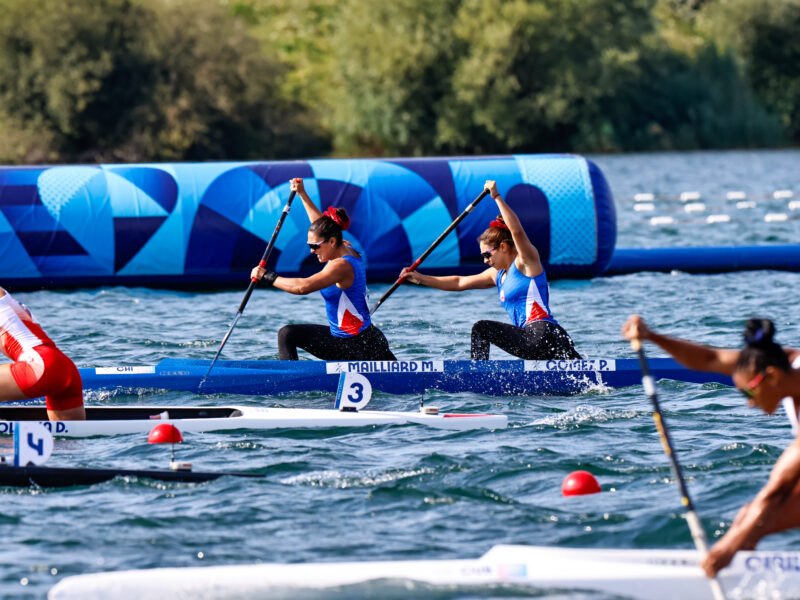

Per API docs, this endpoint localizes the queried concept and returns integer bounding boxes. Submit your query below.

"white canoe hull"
[0,405,507,437]
[49,545,800,600]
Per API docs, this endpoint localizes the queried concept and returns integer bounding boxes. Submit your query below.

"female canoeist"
[401,180,580,360]
[622,314,800,578]
[0,288,85,420]
[251,178,396,361]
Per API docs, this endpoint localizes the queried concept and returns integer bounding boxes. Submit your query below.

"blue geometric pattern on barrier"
[448,157,527,261]
[0,208,39,277]
[248,161,314,190]
[384,159,456,219]
[401,196,459,268]
[106,166,178,214]
[165,162,245,275]
[515,155,596,265]
[0,155,613,286]
[104,170,171,271]
[37,167,113,273]
[105,166,180,275]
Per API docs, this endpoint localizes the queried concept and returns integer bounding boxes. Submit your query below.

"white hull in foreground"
[0,405,506,437]
[49,545,800,600]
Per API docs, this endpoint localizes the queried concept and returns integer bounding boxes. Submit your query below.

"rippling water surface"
[3,150,800,599]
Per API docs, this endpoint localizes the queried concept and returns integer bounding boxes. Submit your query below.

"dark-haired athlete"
[622,314,800,578]
[251,178,396,361]
[401,180,580,360]
[0,287,85,421]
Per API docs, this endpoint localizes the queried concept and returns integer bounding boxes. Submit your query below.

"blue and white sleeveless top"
[495,261,558,328]
[320,254,371,338]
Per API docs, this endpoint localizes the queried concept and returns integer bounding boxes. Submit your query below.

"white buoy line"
[648,212,796,227]
[626,189,795,203]
[625,189,799,227]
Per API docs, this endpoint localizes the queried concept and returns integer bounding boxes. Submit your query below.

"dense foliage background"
[0,0,797,163]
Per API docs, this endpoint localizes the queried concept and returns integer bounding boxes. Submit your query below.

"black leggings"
[470,319,581,360]
[278,323,397,361]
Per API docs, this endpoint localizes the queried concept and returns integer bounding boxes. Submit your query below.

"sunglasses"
[740,371,766,399]
[307,241,323,251]
[480,247,498,260]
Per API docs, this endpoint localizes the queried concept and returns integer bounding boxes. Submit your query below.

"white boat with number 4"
[48,545,800,600]
[0,405,507,437]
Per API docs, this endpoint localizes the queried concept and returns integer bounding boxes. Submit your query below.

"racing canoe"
[48,545,799,600]
[79,357,733,396]
[0,464,263,487]
[0,405,507,437]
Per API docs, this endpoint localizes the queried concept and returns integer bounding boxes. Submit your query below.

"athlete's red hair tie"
[323,206,349,230]
[489,219,509,230]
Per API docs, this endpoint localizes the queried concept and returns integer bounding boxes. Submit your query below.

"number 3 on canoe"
[335,372,373,411]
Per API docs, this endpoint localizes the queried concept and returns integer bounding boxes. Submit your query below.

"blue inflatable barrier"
[0,155,615,289]
[605,245,800,275]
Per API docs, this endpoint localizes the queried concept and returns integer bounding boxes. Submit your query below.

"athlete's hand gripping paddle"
[198,189,297,392]
[369,188,490,315]
[630,338,728,600]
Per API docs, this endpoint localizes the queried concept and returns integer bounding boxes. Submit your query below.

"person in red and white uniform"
[251,179,396,361]
[0,288,85,421]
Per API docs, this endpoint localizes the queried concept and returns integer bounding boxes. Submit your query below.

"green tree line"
[0,0,797,163]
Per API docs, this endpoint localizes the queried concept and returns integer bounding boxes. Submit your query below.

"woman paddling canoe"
[401,180,580,361]
[0,287,85,421]
[622,314,800,578]
[251,178,396,361]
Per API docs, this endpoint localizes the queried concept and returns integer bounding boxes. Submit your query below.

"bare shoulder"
[477,266,499,287]
[326,256,351,270]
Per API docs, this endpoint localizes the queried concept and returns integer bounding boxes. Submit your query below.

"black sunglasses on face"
[480,247,498,260]
[308,242,323,251]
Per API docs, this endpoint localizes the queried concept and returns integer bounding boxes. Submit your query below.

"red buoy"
[562,470,601,496]
[147,424,184,444]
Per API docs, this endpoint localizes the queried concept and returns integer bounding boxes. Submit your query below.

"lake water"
[3,149,800,599]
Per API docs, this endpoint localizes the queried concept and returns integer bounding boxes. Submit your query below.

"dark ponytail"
[309,207,350,246]
[735,318,790,373]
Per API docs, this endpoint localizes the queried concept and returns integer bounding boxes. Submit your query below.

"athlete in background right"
[622,314,800,577]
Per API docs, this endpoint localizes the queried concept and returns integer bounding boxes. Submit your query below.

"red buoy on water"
[562,470,601,496]
[147,424,184,444]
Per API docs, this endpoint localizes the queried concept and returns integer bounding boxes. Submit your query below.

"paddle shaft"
[630,339,727,600]
[369,189,490,315]
[200,190,297,388]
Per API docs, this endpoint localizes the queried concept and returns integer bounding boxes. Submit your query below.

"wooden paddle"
[630,338,728,600]
[369,188,490,315]
[198,190,297,391]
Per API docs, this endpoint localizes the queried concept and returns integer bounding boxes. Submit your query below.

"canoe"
[48,544,799,600]
[0,405,507,437]
[79,357,733,396]
[0,464,263,487]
